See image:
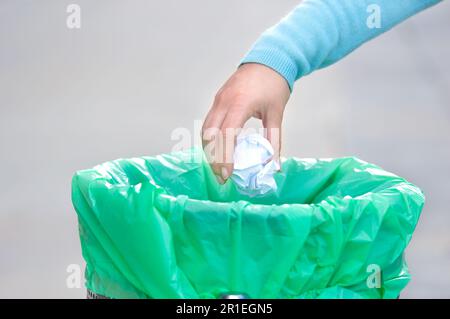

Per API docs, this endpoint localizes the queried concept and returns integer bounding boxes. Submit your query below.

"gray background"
[0,0,449,298]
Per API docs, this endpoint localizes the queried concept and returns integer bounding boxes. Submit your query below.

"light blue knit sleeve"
[241,0,442,90]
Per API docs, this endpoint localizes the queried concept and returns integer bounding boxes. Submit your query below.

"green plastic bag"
[71,147,424,299]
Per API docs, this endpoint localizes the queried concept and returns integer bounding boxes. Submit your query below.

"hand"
[201,63,290,183]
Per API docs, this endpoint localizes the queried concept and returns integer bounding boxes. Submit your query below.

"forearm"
[241,0,442,90]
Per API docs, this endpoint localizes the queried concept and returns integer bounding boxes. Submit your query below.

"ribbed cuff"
[240,47,299,91]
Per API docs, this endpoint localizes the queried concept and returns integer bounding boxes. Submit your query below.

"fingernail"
[221,167,230,181]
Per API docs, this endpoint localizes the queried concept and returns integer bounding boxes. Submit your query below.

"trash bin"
[71,147,424,299]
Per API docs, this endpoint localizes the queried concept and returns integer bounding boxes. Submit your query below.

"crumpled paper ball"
[231,134,279,197]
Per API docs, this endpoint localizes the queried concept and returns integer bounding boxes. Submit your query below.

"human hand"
[201,63,290,183]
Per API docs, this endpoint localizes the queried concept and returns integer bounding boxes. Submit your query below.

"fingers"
[203,102,283,183]
[201,96,227,182]
[263,108,283,167]
[219,106,250,182]
[202,94,227,142]
[201,97,227,149]
[202,94,251,183]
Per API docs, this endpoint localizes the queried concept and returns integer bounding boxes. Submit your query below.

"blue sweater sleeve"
[241,0,442,90]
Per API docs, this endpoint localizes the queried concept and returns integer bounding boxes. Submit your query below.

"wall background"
[0,0,449,298]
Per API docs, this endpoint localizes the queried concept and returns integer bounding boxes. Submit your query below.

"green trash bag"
[71,147,424,299]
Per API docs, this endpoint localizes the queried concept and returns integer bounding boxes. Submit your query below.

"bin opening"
[114,151,396,206]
